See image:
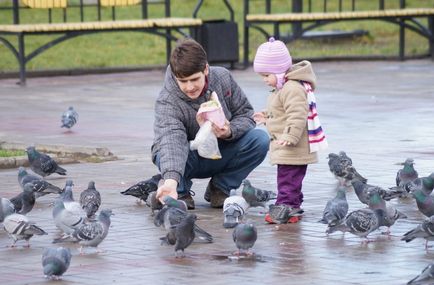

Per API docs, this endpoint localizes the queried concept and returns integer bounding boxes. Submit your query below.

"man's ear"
[204,64,209,76]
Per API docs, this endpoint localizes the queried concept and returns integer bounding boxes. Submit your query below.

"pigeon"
[79,181,101,219]
[409,187,434,218]
[407,262,434,285]
[352,180,401,205]
[54,209,114,254]
[26,146,67,177]
[53,181,86,235]
[223,190,249,228]
[327,151,367,186]
[406,173,434,196]
[318,185,349,229]
[366,188,407,234]
[396,158,419,188]
[148,191,163,216]
[326,208,385,243]
[232,220,257,255]
[154,197,212,243]
[401,215,434,249]
[0,197,15,222]
[61,106,79,129]
[9,183,36,215]
[3,213,47,247]
[160,213,197,257]
[18,167,63,197]
[42,247,72,280]
[120,174,162,204]
[241,179,277,208]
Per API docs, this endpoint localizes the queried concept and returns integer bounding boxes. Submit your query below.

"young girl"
[253,37,328,224]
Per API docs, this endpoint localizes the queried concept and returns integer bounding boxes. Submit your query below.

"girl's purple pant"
[276,164,308,208]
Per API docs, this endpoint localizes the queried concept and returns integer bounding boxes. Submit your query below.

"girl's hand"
[275,140,291,146]
[253,112,266,125]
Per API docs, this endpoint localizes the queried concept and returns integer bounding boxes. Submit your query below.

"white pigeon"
[53,181,86,236]
[3,213,47,247]
[223,189,249,228]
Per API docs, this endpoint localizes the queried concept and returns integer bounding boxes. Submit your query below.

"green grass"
[0,0,433,73]
[0,149,26,157]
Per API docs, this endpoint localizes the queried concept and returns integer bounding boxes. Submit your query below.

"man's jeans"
[154,128,269,195]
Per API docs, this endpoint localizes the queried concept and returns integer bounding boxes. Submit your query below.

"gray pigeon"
[367,188,407,234]
[407,262,434,285]
[406,173,434,196]
[42,247,72,280]
[120,174,162,204]
[409,186,434,218]
[53,181,86,235]
[241,179,277,208]
[396,158,419,188]
[232,220,257,255]
[326,208,385,243]
[10,183,36,215]
[54,209,113,254]
[26,146,67,177]
[223,189,249,228]
[0,197,15,222]
[79,181,101,219]
[160,212,197,257]
[154,197,212,243]
[402,215,434,249]
[61,106,79,129]
[352,180,401,205]
[3,213,47,247]
[17,167,63,197]
[327,151,367,186]
[148,191,163,216]
[318,185,349,228]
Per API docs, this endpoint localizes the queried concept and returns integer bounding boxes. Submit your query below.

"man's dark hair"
[170,38,208,78]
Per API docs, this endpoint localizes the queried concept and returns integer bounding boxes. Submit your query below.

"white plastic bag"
[190,121,221,159]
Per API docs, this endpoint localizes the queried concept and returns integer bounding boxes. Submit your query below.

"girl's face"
[259,73,277,88]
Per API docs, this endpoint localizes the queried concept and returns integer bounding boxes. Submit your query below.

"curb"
[0,141,118,169]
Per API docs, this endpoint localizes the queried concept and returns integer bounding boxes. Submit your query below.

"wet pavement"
[0,60,434,285]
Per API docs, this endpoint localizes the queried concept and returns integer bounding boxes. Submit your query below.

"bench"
[243,0,434,66]
[0,0,203,85]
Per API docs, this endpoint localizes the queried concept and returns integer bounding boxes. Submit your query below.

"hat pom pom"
[269,37,275,43]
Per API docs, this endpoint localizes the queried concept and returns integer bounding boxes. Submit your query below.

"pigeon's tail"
[401,228,418,243]
[407,269,431,285]
[318,217,328,224]
[27,224,48,236]
[381,188,404,201]
[52,234,78,244]
[193,225,213,243]
[257,189,277,202]
[325,223,347,235]
[55,166,67,176]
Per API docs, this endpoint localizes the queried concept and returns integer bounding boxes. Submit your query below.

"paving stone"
[0,60,433,284]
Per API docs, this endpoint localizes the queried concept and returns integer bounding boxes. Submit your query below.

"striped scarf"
[302,81,328,153]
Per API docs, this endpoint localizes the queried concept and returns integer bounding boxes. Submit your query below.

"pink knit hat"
[253,37,292,74]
